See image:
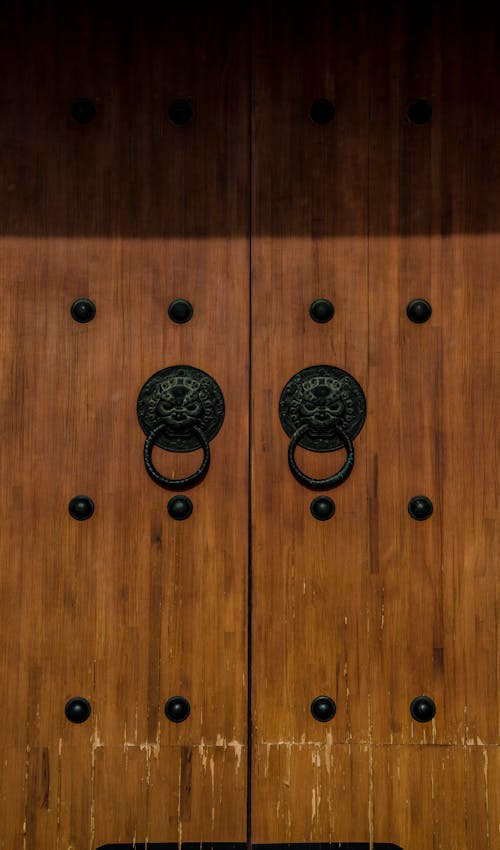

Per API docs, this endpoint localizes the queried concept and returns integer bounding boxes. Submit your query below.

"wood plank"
[252,1,499,844]
[252,743,371,843]
[366,2,500,747]
[251,0,372,830]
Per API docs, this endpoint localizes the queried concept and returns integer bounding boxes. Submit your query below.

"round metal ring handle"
[288,422,355,490]
[137,365,225,492]
[144,423,210,490]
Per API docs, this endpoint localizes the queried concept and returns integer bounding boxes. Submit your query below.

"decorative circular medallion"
[137,365,225,453]
[279,365,366,452]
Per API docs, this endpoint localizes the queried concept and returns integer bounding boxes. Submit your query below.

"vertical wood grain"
[0,2,249,844]
[0,1,498,847]
[251,1,372,838]
[251,1,499,846]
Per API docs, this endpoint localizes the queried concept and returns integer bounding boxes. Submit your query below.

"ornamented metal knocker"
[137,366,225,490]
[279,365,366,490]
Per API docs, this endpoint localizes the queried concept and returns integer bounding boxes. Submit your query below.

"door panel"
[0,2,498,849]
[251,1,499,846]
[0,2,249,844]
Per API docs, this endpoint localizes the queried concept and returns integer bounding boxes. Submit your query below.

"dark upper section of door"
[0,0,498,237]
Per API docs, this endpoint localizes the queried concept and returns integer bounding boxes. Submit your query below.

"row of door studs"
[69,97,433,128]
[68,494,434,522]
[70,298,433,325]
[64,695,436,725]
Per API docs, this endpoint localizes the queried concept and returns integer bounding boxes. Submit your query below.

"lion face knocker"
[137,366,225,453]
[279,366,366,490]
[137,366,225,490]
[298,374,357,434]
[153,381,203,430]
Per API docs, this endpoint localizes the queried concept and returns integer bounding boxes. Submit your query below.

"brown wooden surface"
[0,2,249,846]
[251,1,499,847]
[0,2,499,848]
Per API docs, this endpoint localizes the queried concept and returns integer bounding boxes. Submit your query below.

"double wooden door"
[0,3,498,848]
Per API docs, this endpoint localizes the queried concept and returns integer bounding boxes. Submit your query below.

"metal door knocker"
[279,365,366,490]
[137,366,225,490]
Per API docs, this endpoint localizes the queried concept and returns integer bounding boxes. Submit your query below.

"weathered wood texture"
[0,1,498,848]
[0,2,249,846]
[251,1,499,846]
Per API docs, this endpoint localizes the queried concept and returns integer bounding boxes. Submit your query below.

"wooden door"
[0,3,250,847]
[251,4,499,848]
[0,3,498,849]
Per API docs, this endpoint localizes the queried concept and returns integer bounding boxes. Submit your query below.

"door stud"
[309,99,336,125]
[408,495,433,521]
[410,696,436,723]
[406,98,432,125]
[167,495,193,521]
[68,495,95,521]
[311,695,336,722]
[167,99,194,126]
[406,298,432,323]
[165,696,191,723]
[70,98,96,124]
[309,298,335,323]
[71,298,96,323]
[65,697,92,724]
[310,496,335,521]
[168,299,194,324]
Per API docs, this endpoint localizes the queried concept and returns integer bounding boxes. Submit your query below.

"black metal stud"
[167,496,193,521]
[71,298,96,323]
[311,695,336,722]
[407,298,432,324]
[406,99,432,125]
[310,496,336,521]
[408,495,433,521]
[70,99,97,124]
[168,299,194,324]
[165,696,191,723]
[65,697,92,724]
[309,99,336,125]
[168,99,193,126]
[410,695,436,723]
[68,495,95,521]
[309,298,335,323]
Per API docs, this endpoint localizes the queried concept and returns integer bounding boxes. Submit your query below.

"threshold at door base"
[98,842,403,849]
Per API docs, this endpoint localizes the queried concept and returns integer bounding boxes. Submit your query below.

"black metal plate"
[137,365,225,452]
[97,845,245,850]
[279,365,367,452]
[98,841,402,850]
